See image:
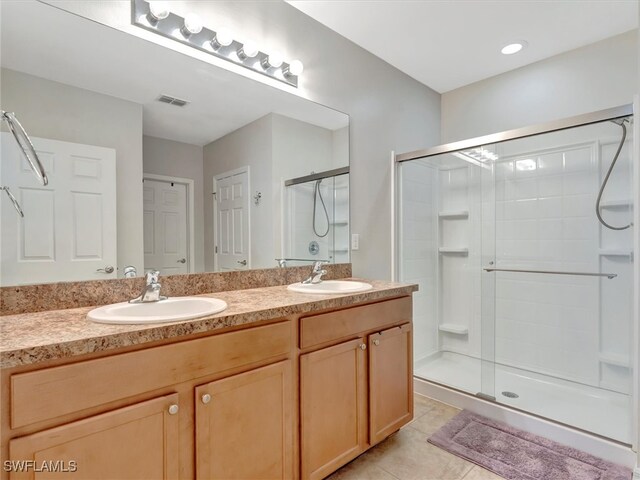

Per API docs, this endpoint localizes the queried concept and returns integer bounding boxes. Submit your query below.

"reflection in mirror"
[0,1,349,286]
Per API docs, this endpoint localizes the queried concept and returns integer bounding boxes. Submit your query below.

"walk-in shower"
[396,105,636,446]
[282,167,350,266]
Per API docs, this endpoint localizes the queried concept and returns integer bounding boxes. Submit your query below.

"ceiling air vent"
[157,94,189,107]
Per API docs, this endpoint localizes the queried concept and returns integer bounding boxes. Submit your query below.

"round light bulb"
[501,42,526,55]
[148,1,170,21]
[238,40,259,59]
[215,28,234,47]
[287,60,304,76]
[266,51,284,68]
[183,14,203,35]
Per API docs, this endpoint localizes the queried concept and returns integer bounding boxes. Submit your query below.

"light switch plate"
[351,234,359,250]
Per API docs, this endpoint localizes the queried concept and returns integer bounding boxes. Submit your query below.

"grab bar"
[1,186,24,217]
[1,111,48,186]
[484,268,617,279]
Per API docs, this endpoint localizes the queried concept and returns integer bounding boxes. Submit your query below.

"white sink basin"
[87,296,227,325]
[287,280,373,295]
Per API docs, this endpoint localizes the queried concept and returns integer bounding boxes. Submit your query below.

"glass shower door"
[485,118,634,443]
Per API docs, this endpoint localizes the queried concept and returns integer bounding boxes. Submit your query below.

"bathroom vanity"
[0,280,415,479]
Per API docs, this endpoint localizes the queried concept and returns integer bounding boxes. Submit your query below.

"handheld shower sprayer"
[595,117,632,231]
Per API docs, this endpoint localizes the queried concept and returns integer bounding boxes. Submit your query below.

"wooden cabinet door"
[369,323,413,445]
[195,360,293,480]
[300,338,367,480]
[8,393,179,480]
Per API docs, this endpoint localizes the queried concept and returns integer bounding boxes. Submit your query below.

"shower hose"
[595,119,631,231]
[313,179,330,237]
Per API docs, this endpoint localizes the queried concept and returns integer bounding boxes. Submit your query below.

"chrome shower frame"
[396,104,633,163]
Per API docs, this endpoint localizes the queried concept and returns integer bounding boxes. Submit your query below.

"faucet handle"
[312,260,329,272]
[145,270,160,285]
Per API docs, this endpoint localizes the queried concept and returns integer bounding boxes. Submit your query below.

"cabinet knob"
[201,393,212,404]
[359,343,367,350]
[373,339,380,346]
[168,404,179,415]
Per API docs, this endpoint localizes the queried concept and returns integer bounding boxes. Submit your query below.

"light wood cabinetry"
[299,297,414,479]
[369,323,413,446]
[2,294,414,480]
[195,360,293,480]
[3,320,293,480]
[9,393,179,480]
[300,338,368,480]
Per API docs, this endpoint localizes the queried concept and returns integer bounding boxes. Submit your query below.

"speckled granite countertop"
[0,279,417,369]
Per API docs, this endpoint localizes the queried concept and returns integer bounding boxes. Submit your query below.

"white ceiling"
[1,1,347,146]
[288,0,639,93]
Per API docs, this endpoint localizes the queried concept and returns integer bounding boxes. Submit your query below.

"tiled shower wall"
[493,128,633,392]
[403,122,633,394]
[400,161,438,362]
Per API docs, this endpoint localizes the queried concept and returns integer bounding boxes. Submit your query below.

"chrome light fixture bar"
[131,0,302,87]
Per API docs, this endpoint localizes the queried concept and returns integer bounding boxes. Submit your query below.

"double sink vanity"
[0,266,416,480]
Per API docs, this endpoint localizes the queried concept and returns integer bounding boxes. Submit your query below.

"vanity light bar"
[131,0,302,88]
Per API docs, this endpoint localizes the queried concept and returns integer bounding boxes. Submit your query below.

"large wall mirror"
[0,1,349,286]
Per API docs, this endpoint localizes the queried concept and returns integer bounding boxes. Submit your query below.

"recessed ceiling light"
[501,41,527,55]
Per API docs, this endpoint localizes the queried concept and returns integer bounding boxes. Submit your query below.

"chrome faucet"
[302,261,328,284]
[129,270,167,303]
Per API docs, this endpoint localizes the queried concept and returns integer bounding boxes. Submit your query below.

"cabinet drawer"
[299,297,411,349]
[11,321,291,429]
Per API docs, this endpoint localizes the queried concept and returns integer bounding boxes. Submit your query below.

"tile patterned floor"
[327,394,504,480]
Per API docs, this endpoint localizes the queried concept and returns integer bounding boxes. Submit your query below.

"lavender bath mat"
[428,410,632,480]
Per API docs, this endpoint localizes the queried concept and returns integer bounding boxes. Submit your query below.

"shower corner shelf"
[438,324,469,335]
[329,221,349,227]
[438,247,469,255]
[598,352,630,368]
[599,199,632,208]
[438,210,469,219]
[598,249,632,257]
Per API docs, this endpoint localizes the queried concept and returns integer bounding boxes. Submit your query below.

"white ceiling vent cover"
[157,94,189,107]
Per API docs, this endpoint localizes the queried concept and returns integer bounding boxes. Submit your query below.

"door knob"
[237,260,247,266]
[96,266,114,274]
[177,258,186,264]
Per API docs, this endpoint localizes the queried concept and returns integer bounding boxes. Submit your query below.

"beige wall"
[142,135,205,272]
[1,68,144,275]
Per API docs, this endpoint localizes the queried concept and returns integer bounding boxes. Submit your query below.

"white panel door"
[216,169,249,271]
[143,179,188,275]
[0,133,117,285]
